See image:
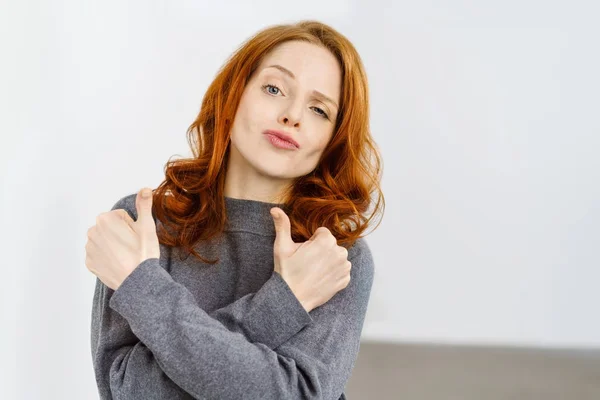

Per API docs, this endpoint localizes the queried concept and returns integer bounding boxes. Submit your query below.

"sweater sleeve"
[112,192,313,350]
[91,271,313,399]
[89,196,315,399]
[104,240,374,400]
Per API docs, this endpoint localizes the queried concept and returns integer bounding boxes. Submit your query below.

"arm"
[91,270,312,399]
[102,239,374,400]
[90,195,313,399]
[113,192,313,349]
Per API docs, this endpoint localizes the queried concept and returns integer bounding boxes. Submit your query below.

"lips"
[263,130,300,148]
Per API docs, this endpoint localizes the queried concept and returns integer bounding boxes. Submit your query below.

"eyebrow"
[264,64,339,110]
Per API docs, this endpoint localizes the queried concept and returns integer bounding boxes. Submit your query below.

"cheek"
[241,98,272,132]
[303,133,332,158]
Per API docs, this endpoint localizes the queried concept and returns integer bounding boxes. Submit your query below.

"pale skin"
[85,41,352,312]
[225,40,341,203]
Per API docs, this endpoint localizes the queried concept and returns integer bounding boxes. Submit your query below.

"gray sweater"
[90,192,375,399]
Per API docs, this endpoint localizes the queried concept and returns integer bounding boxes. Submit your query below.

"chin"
[256,164,292,179]
[249,159,295,180]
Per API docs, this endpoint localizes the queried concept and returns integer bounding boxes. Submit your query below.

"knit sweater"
[90,192,375,399]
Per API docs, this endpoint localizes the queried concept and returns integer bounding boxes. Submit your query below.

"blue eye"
[262,84,281,96]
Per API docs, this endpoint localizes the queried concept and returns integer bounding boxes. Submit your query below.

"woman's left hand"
[85,188,160,291]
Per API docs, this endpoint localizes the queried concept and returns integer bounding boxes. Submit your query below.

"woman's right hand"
[270,207,352,313]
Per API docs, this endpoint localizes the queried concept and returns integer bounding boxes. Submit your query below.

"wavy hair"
[151,20,385,264]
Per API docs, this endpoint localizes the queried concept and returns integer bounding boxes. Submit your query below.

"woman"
[88,20,384,399]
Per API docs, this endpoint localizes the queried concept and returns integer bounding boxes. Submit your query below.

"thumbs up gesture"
[85,188,160,291]
[270,207,352,313]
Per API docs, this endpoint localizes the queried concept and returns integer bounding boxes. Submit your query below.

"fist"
[270,207,352,312]
[85,188,160,290]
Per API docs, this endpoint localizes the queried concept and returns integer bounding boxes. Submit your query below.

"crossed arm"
[90,197,374,400]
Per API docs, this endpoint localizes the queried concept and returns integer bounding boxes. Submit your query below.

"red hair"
[152,20,385,263]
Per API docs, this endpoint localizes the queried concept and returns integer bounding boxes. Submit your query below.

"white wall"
[1,0,598,398]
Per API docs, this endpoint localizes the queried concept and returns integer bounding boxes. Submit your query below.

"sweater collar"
[223,196,287,237]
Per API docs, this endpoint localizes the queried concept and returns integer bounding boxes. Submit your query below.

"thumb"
[270,207,295,254]
[135,188,156,232]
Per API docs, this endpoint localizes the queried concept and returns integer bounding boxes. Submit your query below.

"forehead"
[257,41,342,101]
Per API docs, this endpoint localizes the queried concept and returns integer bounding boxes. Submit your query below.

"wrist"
[299,299,312,313]
[277,272,313,313]
[289,285,313,313]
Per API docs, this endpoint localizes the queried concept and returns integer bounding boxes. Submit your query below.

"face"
[227,40,342,183]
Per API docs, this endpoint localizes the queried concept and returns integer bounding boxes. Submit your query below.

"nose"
[281,116,299,127]
[278,101,302,128]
